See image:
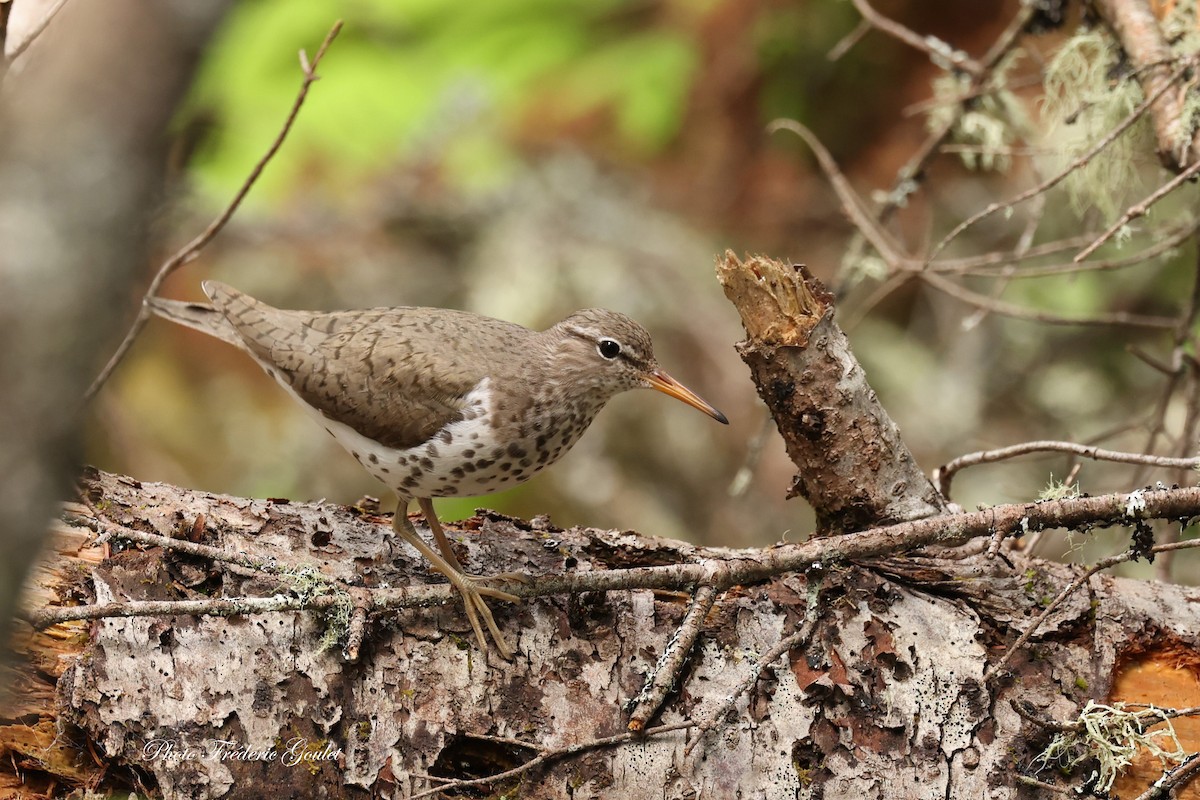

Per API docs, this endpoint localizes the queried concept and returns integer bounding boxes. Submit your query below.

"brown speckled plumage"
[150,280,727,658]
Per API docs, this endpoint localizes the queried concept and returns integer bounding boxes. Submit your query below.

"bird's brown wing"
[204,281,502,451]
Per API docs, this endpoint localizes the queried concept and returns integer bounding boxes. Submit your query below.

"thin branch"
[934,440,1200,498]
[63,508,316,578]
[905,73,1044,117]
[1130,752,1200,800]
[1015,699,1200,733]
[83,19,344,401]
[930,60,1195,260]
[866,0,1037,232]
[943,220,1198,279]
[1075,158,1200,263]
[827,18,871,62]
[406,722,693,800]
[627,584,718,732]
[850,0,981,75]
[684,594,819,758]
[959,194,1044,331]
[32,486,1200,630]
[1016,775,1073,795]
[986,539,1200,680]
[932,232,1105,271]
[920,271,1179,333]
[768,119,909,267]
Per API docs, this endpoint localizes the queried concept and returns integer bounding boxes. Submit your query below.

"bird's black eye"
[597,338,622,359]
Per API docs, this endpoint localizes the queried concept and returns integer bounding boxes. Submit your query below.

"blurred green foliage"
[188,0,703,200]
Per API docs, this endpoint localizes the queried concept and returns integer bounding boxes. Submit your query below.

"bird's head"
[548,309,728,424]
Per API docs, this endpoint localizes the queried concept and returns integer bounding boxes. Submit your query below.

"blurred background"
[83,0,1200,578]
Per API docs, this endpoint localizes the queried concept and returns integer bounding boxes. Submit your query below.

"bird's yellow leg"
[393,501,515,659]
[417,497,530,587]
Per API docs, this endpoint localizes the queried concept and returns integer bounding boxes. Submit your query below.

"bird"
[150,281,728,659]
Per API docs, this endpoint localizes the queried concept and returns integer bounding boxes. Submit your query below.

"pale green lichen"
[1039,473,1080,502]
[928,50,1033,173]
[1039,27,1150,222]
[317,591,353,653]
[1033,701,1186,793]
[279,565,351,652]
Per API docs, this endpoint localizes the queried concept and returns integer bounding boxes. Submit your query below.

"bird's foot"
[442,571,516,660]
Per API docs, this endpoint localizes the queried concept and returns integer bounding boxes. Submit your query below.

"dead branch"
[850,0,981,75]
[716,252,947,531]
[35,473,1200,634]
[1074,156,1200,262]
[934,439,1200,498]
[24,468,1200,798]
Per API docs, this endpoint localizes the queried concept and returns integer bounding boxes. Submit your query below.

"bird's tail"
[146,296,244,348]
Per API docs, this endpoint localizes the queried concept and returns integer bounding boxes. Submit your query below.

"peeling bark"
[6,471,1200,799]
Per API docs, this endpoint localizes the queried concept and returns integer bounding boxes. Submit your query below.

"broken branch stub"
[717,251,946,533]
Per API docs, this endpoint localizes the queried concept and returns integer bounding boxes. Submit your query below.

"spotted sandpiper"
[151,281,728,658]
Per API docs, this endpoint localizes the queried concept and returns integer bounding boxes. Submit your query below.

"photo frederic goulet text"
[142,737,344,767]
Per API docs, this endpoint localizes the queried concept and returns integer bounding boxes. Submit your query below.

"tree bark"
[5,469,1200,799]
[716,252,947,532]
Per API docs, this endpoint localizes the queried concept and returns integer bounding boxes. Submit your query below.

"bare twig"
[83,19,344,401]
[850,0,981,75]
[986,539,1200,680]
[934,440,1200,498]
[627,585,718,732]
[767,76,1170,339]
[34,485,1200,630]
[959,194,1043,330]
[905,73,1044,117]
[827,18,871,62]
[1074,158,1200,263]
[867,0,1037,232]
[930,60,1195,260]
[406,721,693,800]
[1130,752,1200,800]
[63,508,313,578]
[920,272,1178,333]
[767,119,908,268]
[684,585,819,758]
[944,220,1198,279]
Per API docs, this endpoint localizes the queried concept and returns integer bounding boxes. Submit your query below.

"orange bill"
[646,369,729,424]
